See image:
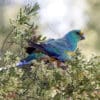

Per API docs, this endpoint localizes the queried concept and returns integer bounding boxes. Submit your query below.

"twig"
[1,28,15,53]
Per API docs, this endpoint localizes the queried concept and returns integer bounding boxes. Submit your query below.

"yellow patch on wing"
[64,51,76,56]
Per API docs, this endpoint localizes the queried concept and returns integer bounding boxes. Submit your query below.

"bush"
[0,2,100,100]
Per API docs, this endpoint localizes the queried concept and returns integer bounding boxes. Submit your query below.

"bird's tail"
[16,53,37,67]
[16,52,45,67]
[16,42,50,67]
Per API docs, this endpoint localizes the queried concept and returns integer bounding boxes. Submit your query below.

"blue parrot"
[16,30,85,67]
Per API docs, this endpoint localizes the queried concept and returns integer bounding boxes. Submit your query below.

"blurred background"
[0,0,99,56]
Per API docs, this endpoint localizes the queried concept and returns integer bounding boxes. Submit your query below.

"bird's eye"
[76,31,80,35]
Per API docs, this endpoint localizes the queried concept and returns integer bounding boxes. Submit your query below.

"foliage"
[0,2,100,100]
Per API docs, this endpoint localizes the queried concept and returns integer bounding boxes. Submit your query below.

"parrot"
[16,30,85,68]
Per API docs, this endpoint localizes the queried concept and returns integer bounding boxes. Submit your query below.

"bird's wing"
[43,38,77,61]
[27,42,60,60]
[44,38,74,52]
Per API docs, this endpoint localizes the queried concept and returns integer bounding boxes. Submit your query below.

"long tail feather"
[16,53,36,67]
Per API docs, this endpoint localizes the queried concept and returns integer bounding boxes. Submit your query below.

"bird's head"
[70,30,85,41]
[63,30,85,44]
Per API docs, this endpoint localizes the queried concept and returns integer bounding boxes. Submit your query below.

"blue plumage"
[16,30,85,67]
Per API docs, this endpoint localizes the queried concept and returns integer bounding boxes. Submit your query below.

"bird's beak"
[80,34,85,40]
